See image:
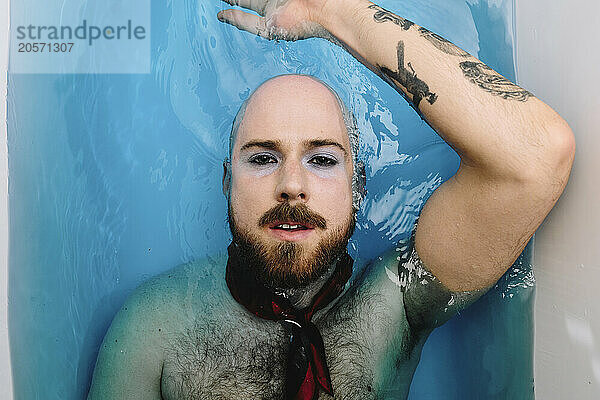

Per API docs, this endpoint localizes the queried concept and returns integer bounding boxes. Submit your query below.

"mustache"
[258,202,327,230]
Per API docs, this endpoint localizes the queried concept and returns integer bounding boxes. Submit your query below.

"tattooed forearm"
[380,41,438,108]
[368,4,414,30]
[460,61,533,102]
[418,27,470,57]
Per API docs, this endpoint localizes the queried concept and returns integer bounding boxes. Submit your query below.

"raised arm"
[217,0,575,292]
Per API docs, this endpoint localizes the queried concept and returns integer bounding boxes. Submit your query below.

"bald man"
[87,1,575,399]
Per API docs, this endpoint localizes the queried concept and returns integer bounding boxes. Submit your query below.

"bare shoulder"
[87,253,231,399]
[144,253,230,309]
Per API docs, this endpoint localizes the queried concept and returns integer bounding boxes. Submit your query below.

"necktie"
[225,243,353,400]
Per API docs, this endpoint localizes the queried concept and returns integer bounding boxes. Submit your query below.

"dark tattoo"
[418,27,470,57]
[380,41,438,108]
[460,61,533,102]
[368,4,414,30]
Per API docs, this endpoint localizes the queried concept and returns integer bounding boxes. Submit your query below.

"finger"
[220,0,267,16]
[217,9,270,38]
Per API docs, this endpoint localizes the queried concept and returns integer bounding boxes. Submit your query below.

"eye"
[248,153,278,165]
[308,155,338,167]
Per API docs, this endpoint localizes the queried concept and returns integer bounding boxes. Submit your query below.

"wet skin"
[90,247,465,400]
[87,76,481,400]
[86,0,576,387]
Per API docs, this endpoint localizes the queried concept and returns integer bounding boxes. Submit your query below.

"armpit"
[399,238,486,332]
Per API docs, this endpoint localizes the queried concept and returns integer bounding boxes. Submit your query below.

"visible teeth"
[276,224,302,230]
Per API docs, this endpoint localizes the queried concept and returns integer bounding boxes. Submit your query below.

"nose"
[275,160,308,203]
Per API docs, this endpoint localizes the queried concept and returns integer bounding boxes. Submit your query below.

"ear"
[356,160,367,199]
[222,159,231,197]
[352,160,367,211]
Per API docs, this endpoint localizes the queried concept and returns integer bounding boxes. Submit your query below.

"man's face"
[226,76,355,288]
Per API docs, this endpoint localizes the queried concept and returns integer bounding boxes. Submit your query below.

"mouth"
[269,221,313,231]
[268,221,316,241]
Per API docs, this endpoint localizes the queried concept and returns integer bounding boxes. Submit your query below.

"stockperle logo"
[10,0,150,74]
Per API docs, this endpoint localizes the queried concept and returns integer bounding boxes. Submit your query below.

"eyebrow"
[239,139,348,156]
[239,140,281,152]
[303,139,348,156]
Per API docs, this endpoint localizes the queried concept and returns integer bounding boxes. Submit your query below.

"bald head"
[226,74,364,210]
[229,75,358,160]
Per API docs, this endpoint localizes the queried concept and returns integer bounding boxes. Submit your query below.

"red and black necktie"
[225,243,353,400]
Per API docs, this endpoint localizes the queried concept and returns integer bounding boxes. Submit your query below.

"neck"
[226,243,353,315]
[271,262,339,310]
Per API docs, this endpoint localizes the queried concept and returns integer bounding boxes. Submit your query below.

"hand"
[217,0,332,41]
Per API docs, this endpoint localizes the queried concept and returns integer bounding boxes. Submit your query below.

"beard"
[228,202,355,289]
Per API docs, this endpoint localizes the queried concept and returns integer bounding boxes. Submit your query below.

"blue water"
[7,0,534,399]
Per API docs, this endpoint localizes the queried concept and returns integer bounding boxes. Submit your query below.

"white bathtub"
[1,0,599,399]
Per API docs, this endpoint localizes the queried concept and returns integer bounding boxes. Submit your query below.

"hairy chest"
[160,287,417,400]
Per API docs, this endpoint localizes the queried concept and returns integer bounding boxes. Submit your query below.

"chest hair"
[161,281,413,400]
